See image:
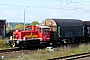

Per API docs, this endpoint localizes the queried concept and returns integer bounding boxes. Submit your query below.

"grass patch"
[0,38,10,49]
[3,43,90,60]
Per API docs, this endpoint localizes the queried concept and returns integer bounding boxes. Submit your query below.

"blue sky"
[0,0,90,23]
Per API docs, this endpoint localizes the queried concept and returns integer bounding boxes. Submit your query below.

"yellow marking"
[31,33,33,38]
[25,33,38,38]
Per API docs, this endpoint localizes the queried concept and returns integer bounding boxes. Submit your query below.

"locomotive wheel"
[9,40,16,47]
[12,43,15,47]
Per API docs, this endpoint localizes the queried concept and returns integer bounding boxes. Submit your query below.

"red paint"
[13,26,50,43]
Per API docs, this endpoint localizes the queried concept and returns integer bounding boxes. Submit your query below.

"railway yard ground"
[0,42,90,60]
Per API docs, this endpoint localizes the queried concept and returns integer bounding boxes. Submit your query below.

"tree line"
[6,21,40,31]
[5,21,40,37]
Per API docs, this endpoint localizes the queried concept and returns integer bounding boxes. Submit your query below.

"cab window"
[27,28,32,30]
[37,28,41,32]
[43,28,50,34]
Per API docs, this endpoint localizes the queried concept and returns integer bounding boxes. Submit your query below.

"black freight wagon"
[42,19,84,44]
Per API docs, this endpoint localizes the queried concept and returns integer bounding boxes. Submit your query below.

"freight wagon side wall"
[57,19,84,39]
[59,26,84,39]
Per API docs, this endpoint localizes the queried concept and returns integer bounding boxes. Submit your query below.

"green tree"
[6,23,11,30]
[6,23,11,33]
[31,21,39,26]
[14,24,24,30]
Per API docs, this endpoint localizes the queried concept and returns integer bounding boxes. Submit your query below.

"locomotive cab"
[36,26,50,45]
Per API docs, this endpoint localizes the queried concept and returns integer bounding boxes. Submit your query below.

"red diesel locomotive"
[9,26,50,48]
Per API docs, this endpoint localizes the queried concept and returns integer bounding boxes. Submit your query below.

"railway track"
[48,52,90,60]
[0,47,20,53]
[0,47,39,59]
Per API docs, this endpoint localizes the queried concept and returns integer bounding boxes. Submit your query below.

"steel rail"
[48,52,90,60]
[0,48,20,53]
